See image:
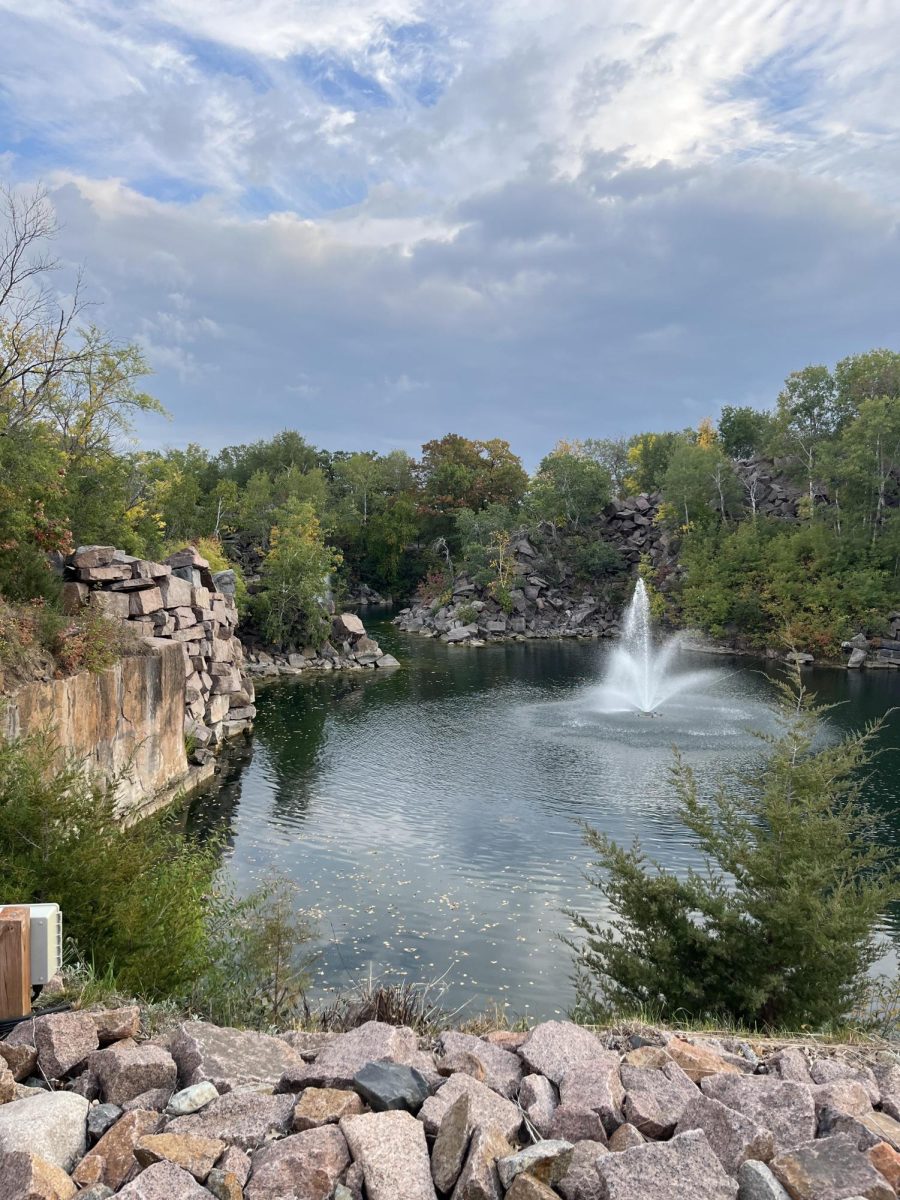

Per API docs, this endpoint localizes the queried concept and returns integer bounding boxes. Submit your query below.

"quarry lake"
[187,621,900,1020]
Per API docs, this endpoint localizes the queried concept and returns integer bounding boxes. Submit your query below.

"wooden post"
[0,906,31,1020]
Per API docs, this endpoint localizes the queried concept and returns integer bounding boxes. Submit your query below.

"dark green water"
[188,621,900,1021]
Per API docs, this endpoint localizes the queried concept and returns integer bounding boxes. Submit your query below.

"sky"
[1,0,898,464]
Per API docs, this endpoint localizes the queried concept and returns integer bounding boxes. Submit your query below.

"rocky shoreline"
[2,1011,898,1199]
[243,613,400,681]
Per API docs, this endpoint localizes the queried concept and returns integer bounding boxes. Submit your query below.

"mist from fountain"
[593,579,720,714]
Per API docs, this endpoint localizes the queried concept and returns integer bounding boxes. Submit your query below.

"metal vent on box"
[0,902,62,984]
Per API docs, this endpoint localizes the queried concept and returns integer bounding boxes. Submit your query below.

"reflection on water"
[187,623,900,1020]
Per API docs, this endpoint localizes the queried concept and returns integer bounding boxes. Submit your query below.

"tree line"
[2,184,899,653]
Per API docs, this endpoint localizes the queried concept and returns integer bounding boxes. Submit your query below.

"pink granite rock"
[170,1021,303,1093]
[88,1042,177,1107]
[279,1022,420,1091]
[519,1022,612,1085]
[674,1093,774,1175]
[700,1075,816,1155]
[594,1131,738,1200]
[33,1013,99,1079]
[117,1160,211,1198]
[244,1126,350,1200]
[164,1091,295,1151]
[341,1110,437,1200]
[418,1071,522,1141]
[437,1032,523,1099]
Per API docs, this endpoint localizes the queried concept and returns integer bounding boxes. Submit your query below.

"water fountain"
[593,579,719,714]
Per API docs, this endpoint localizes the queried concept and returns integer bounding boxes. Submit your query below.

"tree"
[253,501,342,649]
[775,364,853,507]
[662,442,740,529]
[569,676,899,1028]
[834,349,900,409]
[717,405,774,459]
[838,395,900,543]
[624,431,689,494]
[582,438,631,497]
[417,434,527,523]
[0,184,86,432]
[528,444,611,532]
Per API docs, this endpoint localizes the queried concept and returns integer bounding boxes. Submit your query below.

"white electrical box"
[0,903,62,985]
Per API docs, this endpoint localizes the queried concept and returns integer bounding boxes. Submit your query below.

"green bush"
[572,537,624,581]
[569,675,899,1029]
[456,602,478,624]
[0,736,315,1013]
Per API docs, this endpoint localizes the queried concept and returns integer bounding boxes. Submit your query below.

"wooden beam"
[0,906,31,1020]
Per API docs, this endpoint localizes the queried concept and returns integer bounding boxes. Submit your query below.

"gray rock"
[519,1073,558,1136]
[438,1031,524,1099]
[278,1031,338,1061]
[244,1125,350,1200]
[280,1021,419,1091]
[164,1090,295,1151]
[808,1057,880,1105]
[450,1123,510,1200]
[431,1093,472,1194]
[594,1131,738,1200]
[375,654,401,668]
[352,1060,430,1113]
[620,1061,697,1138]
[497,1141,574,1189]
[117,1160,211,1198]
[170,1021,302,1093]
[0,1042,38,1082]
[848,647,867,668]
[675,1093,774,1175]
[519,1022,612,1085]
[547,1105,607,1143]
[0,1091,88,1172]
[122,1086,173,1112]
[810,1079,872,1119]
[341,1110,437,1200]
[33,1012,99,1079]
[737,1161,792,1200]
[557,1140,609,1200]
[765,1049,812,1085]
[700,1074,816,1154]
[166,1081,220,1116]
[87,1103,123,1141]
[559,1061,625,1133]
[418,1071,522,1140]
[88,1042,177,1106]
[769,1133,893,1200]
[76,1188,115,1200]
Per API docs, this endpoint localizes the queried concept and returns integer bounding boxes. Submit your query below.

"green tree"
[582,437,631,497]
[662,442,741,529]
[528,445,612,532]
[624,431,689,494]
[775,364,853,508]
[253,500,342,648]
[418,434,527,527]
[570,676,899,1028]
[838,395,900,543]
[717,405,775,459]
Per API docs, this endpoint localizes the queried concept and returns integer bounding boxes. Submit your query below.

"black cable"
[0,1002,72,1039]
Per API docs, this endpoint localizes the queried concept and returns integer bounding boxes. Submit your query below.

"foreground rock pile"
[395,496,672,645]
[2,1015,899,1200]
[244,613,400,678]
[62,546,254,760]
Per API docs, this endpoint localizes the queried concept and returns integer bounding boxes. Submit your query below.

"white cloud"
[0,0,897,457]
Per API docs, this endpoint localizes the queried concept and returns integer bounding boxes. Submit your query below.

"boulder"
[769,1134,893,1200]
[33,1012,99,1079]
[72,1109,161,1190]
[0,1042,38,1082]
[438,1031,523,1099]
[809,1057,880,1105]
[449,1123,510,1200]
[811,1079,873,1119]
[86,1104,122,1141]
[278,1031,338,1061]
[0,1092,89,1172]
[280,1022,419,1091]
[736,1161,792,1200]
[164,1090,295,1151]
[134,1132,226,1182]
[0,1150,76,1200]
[700,1075,816,1154]
[505,1176,560,1200]
[244,1127,350,1200]
[675,1093,774,1175]
[122,1086,174,1113]
[869,1142,900,1191]
[594,1131,738,1200]
[418,1071,522,1140]
[293,1087,365,1130]
[352,1061,430,1113]
[0,1063,14,1104]
[375,654,401,668]
[607,1124,644,1152]
[519,1021,611,1085]
[519,1073,558,1136]
[665,1037,740,1084]
[497,1141,574,1189]
[217,1146,251,1186]
[205,1169,242,1200]
[170,1021,302,1093]
[116,1160,211,1198]
[547,1105,607,1143]
[166,1082,220,1117]
[557,1140,609,1200]
[89,1007,141,1044]
[88,1042,177,1106]
[559,1060,625,1133]
[620,1060,697,1138]
[341,1110,437,1200]
[766,1049,812,1085]
[334,613,366,638]
[431,1093,472,1193]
